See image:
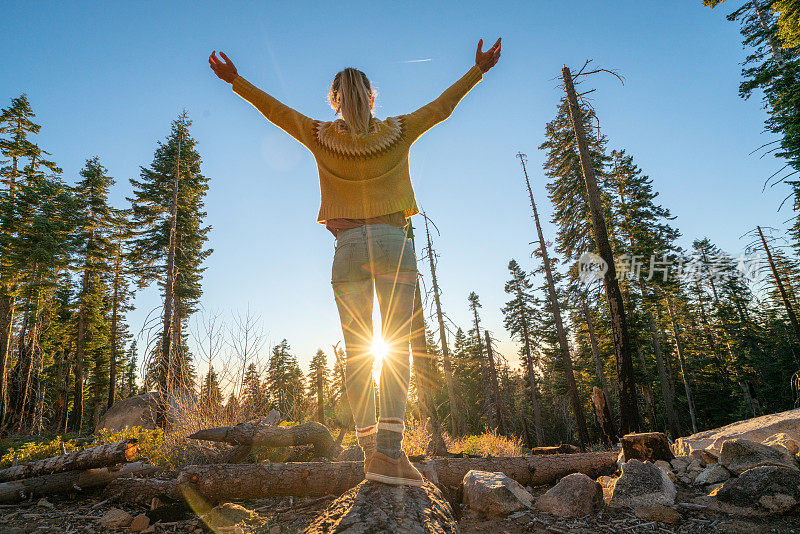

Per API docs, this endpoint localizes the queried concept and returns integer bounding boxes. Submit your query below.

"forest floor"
[1,482,798,533]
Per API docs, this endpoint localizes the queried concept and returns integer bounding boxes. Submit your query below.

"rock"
[462,470,534,516]
[36,497,53,508]
[718,438,800,475]
[535,473,603,518]
[690,449,718,466]
[200,503,264,531]
[673,407,800,456]
[305,480,459,533]
[616,450,625,472]
[129,514,150,532]
[99,508,134,529]
[762,432,800,455]
[708,482,724,494]
[140,525,155,534]
[634,504,681,524]
[610,459,676,508]
[694,464,731,485]
[715,466,800,514]
[679,475,692,484]
[620,432,674,463]
[654,460,676,482]
[96,389,194,431]
[670,458,689,472]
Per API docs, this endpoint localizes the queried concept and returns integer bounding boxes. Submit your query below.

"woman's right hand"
[209,51,239,84]
[475,38,501,73]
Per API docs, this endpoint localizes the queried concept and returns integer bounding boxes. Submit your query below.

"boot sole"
[365,472,424,487]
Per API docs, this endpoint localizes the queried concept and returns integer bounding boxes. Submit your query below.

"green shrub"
[92,427,170,467]
[0,436,79,468]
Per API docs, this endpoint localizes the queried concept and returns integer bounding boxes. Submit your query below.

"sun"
[371,335,389,384]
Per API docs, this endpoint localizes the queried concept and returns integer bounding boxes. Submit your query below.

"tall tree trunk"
[0,290,15,426]
[423,216,464,436]
[470,304,495,430]
[160,128,182,399]
[406,222,446,455]
[665,294,698,434]
[69,269,90,433]
[702,250,762,417]
[484,330,507,435]
[562,66,640,434]
[519,153,588,448]
[108,255,121,409]
[583,299,611,403]
[636,345,657,432]
[759,226,800,343]
[522,330,543,446]
[316,363,325,424]
[645,304,679,438]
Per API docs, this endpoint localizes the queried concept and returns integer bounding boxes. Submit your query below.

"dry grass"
[401,418,525,457]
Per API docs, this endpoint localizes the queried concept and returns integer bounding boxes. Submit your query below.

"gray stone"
[670,458,689,472]
[462,470,534,516]
[621,432,674,463]
[715,466,800,514]
[98,508,133,529]
[535,473,603,518]
[610,459,676,508]
[96,389,195,431]
[718,438,799,475]
[690,449,718,466]
[694,464,731,485]
[673,408,800,456]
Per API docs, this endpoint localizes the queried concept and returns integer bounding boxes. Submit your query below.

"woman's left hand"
[475,38,501,73]
[209,51,239,84]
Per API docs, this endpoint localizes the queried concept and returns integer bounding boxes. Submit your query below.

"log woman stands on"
[209,39,501,486]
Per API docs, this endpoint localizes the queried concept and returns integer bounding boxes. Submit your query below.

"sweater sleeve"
[232,76,315,148]
[401,65,483,142]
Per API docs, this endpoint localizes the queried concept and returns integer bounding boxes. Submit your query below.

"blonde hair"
[329,68,374,136]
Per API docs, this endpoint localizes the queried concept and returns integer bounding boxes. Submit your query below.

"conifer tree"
[199,366,223,418]
[309,349,328,424]
[265,339,304,419]
[129,113,211,394]
[0,95,61,425]
[68,157,122,432]
[502,262,544,445]
[241,362,266,419]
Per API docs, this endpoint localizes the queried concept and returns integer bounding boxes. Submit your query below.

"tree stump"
[620,432,673,463]
[304,480,459,534]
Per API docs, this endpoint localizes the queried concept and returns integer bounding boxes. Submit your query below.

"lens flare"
[372,336,388,384]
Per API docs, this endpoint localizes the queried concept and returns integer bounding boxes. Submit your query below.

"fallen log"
[0,440,138,483]
[0,462,161,504]
[175,452,617,502]
[102,477,179,505]
[529,444,582,455]
[188,421,341,459]
[305,480,458,534]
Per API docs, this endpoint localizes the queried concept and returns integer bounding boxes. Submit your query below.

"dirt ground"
[0,486,798,533]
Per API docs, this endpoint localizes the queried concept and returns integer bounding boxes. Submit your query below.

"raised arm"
[402,38,501,140]
[209,51,315,147]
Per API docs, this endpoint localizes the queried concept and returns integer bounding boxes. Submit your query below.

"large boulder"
[535,473,603,518]
[620,432,674,463]
[673,408,800,456]
[718,438,799,475]
[462,470,534,516]
[96,389,195,432]
[610,459,676,508]
[714,466,800,515]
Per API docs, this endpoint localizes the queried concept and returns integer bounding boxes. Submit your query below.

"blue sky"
[1,1,791,378]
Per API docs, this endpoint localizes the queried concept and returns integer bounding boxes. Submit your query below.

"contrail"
[398,58,432,63]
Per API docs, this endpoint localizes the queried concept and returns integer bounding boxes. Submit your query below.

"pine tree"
[68,157,122,432]
[129,113,211,394]
[199,366,223,419]
[241,362,266,420]
[502,262,544,445]
[0,95,61,425]
[309,349,328,424]
[265,339,304,419]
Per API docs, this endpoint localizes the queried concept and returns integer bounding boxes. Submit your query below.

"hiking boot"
[365,451,423,486]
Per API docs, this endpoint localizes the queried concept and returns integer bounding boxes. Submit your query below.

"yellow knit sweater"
[232,65,483,223]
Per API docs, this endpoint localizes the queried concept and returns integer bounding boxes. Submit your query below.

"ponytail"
[329,68,374,136]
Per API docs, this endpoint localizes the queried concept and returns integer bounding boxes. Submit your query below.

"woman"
[209,38,501,486]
